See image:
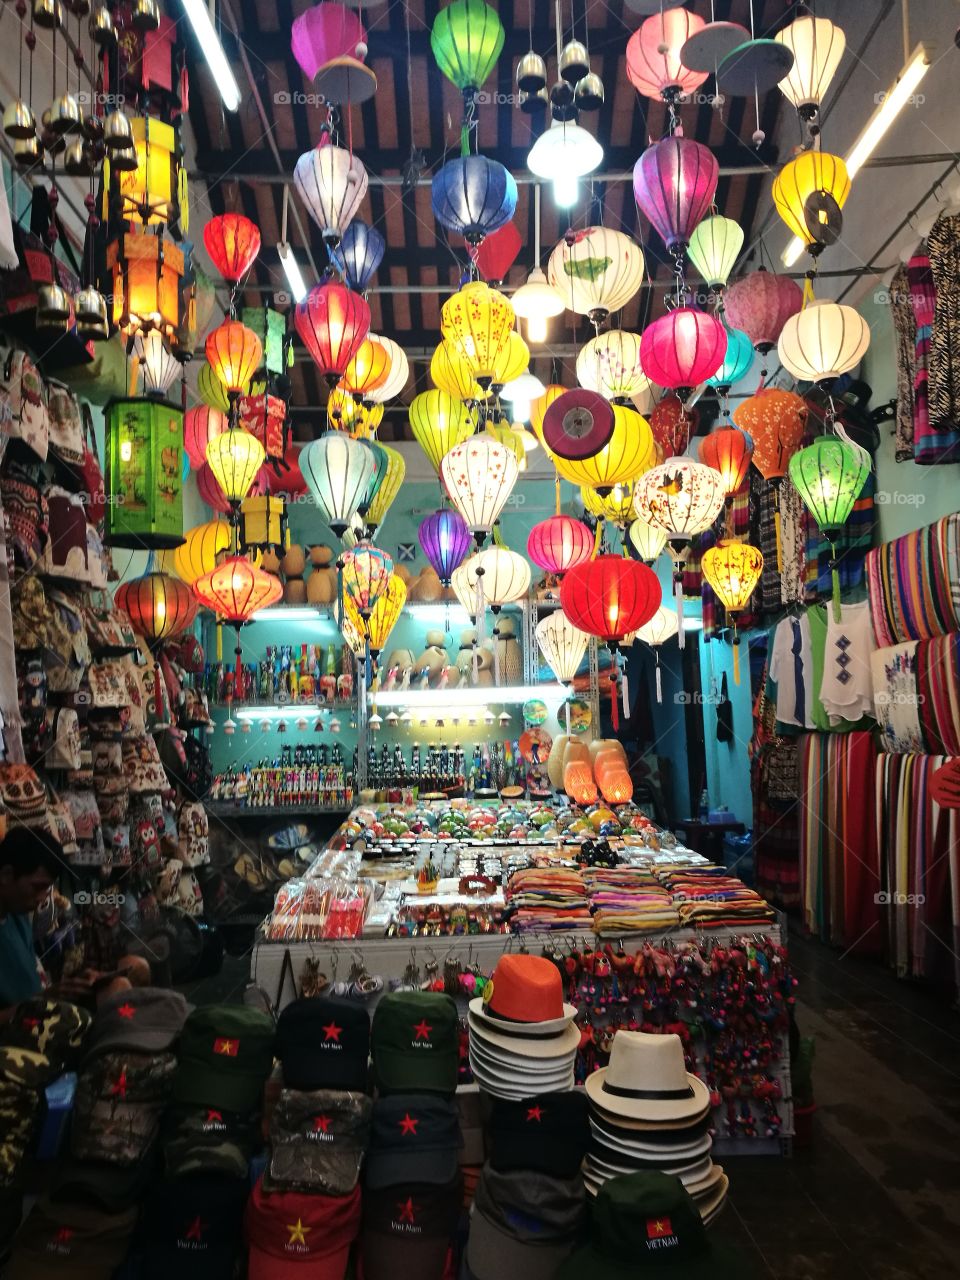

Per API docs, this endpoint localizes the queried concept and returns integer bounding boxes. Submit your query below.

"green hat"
[371,992,459,1095]
[557,1173,747,1280]
[172,1006,275,1114]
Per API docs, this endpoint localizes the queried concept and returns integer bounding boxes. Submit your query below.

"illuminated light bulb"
[553,171,579,208]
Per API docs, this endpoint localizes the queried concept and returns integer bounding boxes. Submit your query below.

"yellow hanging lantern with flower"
[700,539,763,683]
[440,280,515,389]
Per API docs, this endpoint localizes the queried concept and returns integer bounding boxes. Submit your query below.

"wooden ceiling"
[186,0,792,437]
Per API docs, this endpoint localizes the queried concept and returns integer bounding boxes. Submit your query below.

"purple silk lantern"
[291,3,366,81]
[418,509,471,586]
[633,136,718,252]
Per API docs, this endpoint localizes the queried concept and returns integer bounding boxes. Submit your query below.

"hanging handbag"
[77,402,105,526]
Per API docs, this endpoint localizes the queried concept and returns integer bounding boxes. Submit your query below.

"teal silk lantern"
[707,321,754,392]
[300,432,377,538]
[104,397,185,548]
[788,434,870,618]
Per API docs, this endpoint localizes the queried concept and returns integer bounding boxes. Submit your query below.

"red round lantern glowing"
[698,426,754,498]
[184,405,228,469]
[295,281,371,388]
[640,308,727,394]
[193,555,283,624]
[203,214,262,284]
[560,555,661,647]
[527,516,594,576]
[205,320,263,394]
[116,571,198,647]
[650,394,699,458]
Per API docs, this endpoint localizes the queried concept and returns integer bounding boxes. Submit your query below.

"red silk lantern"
[724,269,803,354]
[196,460,266,514]
[295,281,371,387]
[203,214,261,284]
[560,555,661,647]
[116,571,198,646]
[698,426,753,498]
[650,394,699,458]
[527,515,594,576]
[471,221,522,282]
[205,321,263,394]
[194,555,283,623]
[266,443,308,497]
[733,387,807,480]
[184,405,228,469]
[640,308,726,394]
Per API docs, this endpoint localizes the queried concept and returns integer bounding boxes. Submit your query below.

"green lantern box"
[104,396,185,549]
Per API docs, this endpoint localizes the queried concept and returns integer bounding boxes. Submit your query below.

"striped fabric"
[866,515,960,646]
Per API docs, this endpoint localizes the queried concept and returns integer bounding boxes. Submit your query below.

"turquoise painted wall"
[698,631,755,826]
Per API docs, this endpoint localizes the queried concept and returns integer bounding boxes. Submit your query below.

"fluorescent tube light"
[249,607,325,622]
[181,0,241,112]
[370,684,567,707]
[278,242,308,303]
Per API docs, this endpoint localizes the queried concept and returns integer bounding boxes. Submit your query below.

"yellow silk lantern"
[205,428,265,505]
[530,384,568,444]
[408,389,474,474]
[327,388,384,439]
[490,330,530,390]
[628,517,668,562]
[103,116,178,226]
[581,481,636,526]
[341,336,391,400]
[772,151,850,253]
[430,339,484,402]
[551,405,655,490]
[172,519,233,585]
[700,539,763,683]
[440,280,515,389]
[365,572,407,656]
[365,444,406,533]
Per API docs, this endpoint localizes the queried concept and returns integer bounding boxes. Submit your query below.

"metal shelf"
[206,803,350,817]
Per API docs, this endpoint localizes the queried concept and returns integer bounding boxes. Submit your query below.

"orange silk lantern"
[733,387,806,571]
[205,321,263,395]
[698,426,754,499]
[116,571,197,647]
[203,214,261,284]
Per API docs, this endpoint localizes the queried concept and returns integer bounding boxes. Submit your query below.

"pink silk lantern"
[196,461,265,514]
[527,515,594,576]
[291,3,366,81]
[724,269,803,354]
[640,309,727,394]
[625,9,708,102]
[184,405,228,470]
[633,136,718,252]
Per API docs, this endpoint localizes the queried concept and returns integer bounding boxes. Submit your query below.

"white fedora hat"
[584,1031,710,1122]
[469,1035,577,1077]
[587,1124,713,1164]
[698,1172,729,1224]
[468,1009,581,1061]
[469,1063,575,1100]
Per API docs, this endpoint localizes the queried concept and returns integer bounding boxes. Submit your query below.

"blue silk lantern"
[340,221,385,293]
[431,155,518,245]
[707,321,754,392]
[418,509,471,585]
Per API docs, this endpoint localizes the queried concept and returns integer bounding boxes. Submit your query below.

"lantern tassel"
[622,659,629,719]
[675,572,685,650]
[493,625,501,685]
[216,621,223,662]
[555,475,562,517]
[655,656,663,704]
[830,541,842,623]
[592,521,602,560]
[610,672,619,733]
[732,628,741,686]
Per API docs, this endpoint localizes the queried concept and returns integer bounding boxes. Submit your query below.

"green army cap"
[371,992,459,1095]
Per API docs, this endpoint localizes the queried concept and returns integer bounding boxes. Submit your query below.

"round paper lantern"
[473,220,522,282]
[205,429,266,505]
[365,444,405,534]
[724,269,803,354]
[775,14,845,119]
[733,387,807,480]
[409,390,474,473]
[173,519,233,585]
[457,546,531,609]
[560,555,661,646]
[706,322,754,391]
[687,214,744,290]
[772,151,850,253]
[194,555,283,624]
[184,405,227,469]
[702,540,763,612]
[440,280,514,388]
[440,436,520,538]
[577,330,653,403]
[203,213,261,284]
[550,405,655,491]
[535,609,589,683]
[633,136,717,251]
[777,299,870,383]
[342,543,393,616]
[327,389,384,439]
[339,220,385,293]
[548,227,644,323]
[491,331,530,392]
[527,515,594,575]
[418,509,471,585]
[633,458,726,543]
[640,308,726,394]
[598,771,633,806]
[788,435,870,536]
[267,443,307,497]
[430,0,504,93]
[296,282,371,387]
[340,336,390,400]
[430,340,484,402]
[431,155,518,245]
[205,321,263,394]
[365,572,407,656]
[300,432,377,536]
[294,142,368,246]
[649,394,697,458]
[365,336,408,404]
[116,571,197,646]
[625,9,708,101]
[698,427,754,499]
[291,2,366,80]
[197,360,236,411]
[628,518,668,563]
[581,482,636,526]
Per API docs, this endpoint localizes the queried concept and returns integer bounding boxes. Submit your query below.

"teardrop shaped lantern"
[701,538,764,681]
[706,321,754,392]
[300,432,377,536]
[430,0,504,94]
[340,335,391,400]
[133,330,182,397]
[418,508,472,585]
[733,387,807,480]
[409,389,474,474]
[327,389,384,440]
[772,151,849,254]
[640,308,727,395]
[687,214,745,291]
[364,443,405,534]
[698,426,754,499]
[194,555,283,622]
[631,605,679,648]
[205,428,266,506]
[342,543,394,617]
[184,405,228,469]
[788,435,870,536]
[440,280,515,389]
[535,608,589,683]
[625,8,708,102]
[547,227,644,325]
[775,14,846,121]
[527,515,594,576]
[172,519,233,585]
[430,340,485,402]
[490,330,530,393]
[296,281,371,387]
[582,482,637,527]
[724,269,803,354]
[294,141,368,246]
[203,213,261,284]
[197,360,235,411]
[116,570,198,646]
[473,220,523,283]
[577,330,653,403]
[778,299,870,383]
[560,555,661,647]
[365,336,408,404]
[628,517,668,563]
[549,404,655,492]
[340,220,385,293]
[440,435,520,541]
[633,135,718,252]
[205,320,263,394]
[431,154,518,245]
[531,384,568,439]
[365,572,407,657]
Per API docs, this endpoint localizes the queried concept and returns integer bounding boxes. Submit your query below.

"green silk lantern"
[104,397,184,548]
[431,0,504,95]
[788,435,869,619]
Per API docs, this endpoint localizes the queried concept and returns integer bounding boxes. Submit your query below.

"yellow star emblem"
[287,1219,310,1245]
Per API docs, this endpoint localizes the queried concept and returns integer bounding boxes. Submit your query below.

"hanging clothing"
[926,213,960,445]
[749,676,801,910]
[769,615,814,729]
[778,480,806,609]
[907,252,959,464]
[888,262,916,462]
[820,600,875,725]
[716,672,733,743]
[871,641,923,752]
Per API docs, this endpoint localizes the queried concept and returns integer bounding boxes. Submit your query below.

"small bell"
[131,0,160,31]
[103,109,133,150]
[47,92,83,137]
[3,99,36,141]
[74,287,109,339]
[558,39,590,84]
[70,0,91,14]
[32,0,63,29]
[516,50,547,94]
[13,135,42,168]
[36,282,72,332]
[519,87,548,116]
[110,141,139,173]
[82,113,103,143]
[575,71,604,112]
[88,4,115,44]
[549,79,576,121]
[63,137,93,176]
[40,110,66,156]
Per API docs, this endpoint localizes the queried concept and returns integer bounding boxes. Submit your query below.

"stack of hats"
[246,995,371,1280]
[468,955,580,1099]
[362,992,463,1280]
[583,1032,727,1223]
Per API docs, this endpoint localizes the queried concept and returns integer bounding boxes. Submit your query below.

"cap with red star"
[398,1112,419,1136]
[312,1114,332,1134]
[116,1003,137,1019]
[184,1216,206,1242]
[525,1105,544,1122]
[646,1216,674,1239]
[395,1197,417,1225]
[412,1020,433,1042]
[321,1021,343,1043]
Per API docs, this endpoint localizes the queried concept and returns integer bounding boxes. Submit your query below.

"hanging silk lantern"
[531,384,568,440]
[195,464,232,515]
[116,571,197,647]
[340,220,385,293]
[194,556,283,677]
[340,336,391,401]
[296,281,371,387]
[640,308,727,395]
[490,330,530,392]
[628,518,667,563]
[581,481,636,527]
[649,394,697,458]
[625,9,708,102]
[788,435,870,617]
[132,330,181,398]
[294,141,368,246]
[473,220,522,282]
[775,14,846,120]
[701,539,763,682]
[535,609,589,683]
[733,387,806,481]
[300,432,377,536]
[205,321,263,394]
[431,155,518,245]
[527,515,594,576]
[107,230,184,340]
[687,215,744,290]
[172,519,232,585]
[205,428,266,506]
[706,321,754,391]
[778,299,870,383]
[365,336,408,404]
[549,405,655,491]
[627,603,677,704]
[328,389,384,439]
[364,444,405,534]
[184,405,227,469]
[197,360,236,411]
[342,543,394,617]
[203,213,261,284]
[418,509,471,585]
[409,389,474,473]
[547,227,644,325]
[441,436,519,540]
[440,280,514,389]
[430,0,504,94]
[430,340,484,402]
[772,151,850,253]
[633,136,717,252]
[577,330,653,403]
[560,555,661,647]
[459,546,531,609]
[724,269,803,355]
[698,427,754,499]
[365,572,407,656]
[267,443,307,497]
[291,2,366,81]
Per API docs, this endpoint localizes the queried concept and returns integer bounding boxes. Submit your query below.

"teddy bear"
[280,544,307,604]
[306,544,337,605]
[492,615,523,683]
